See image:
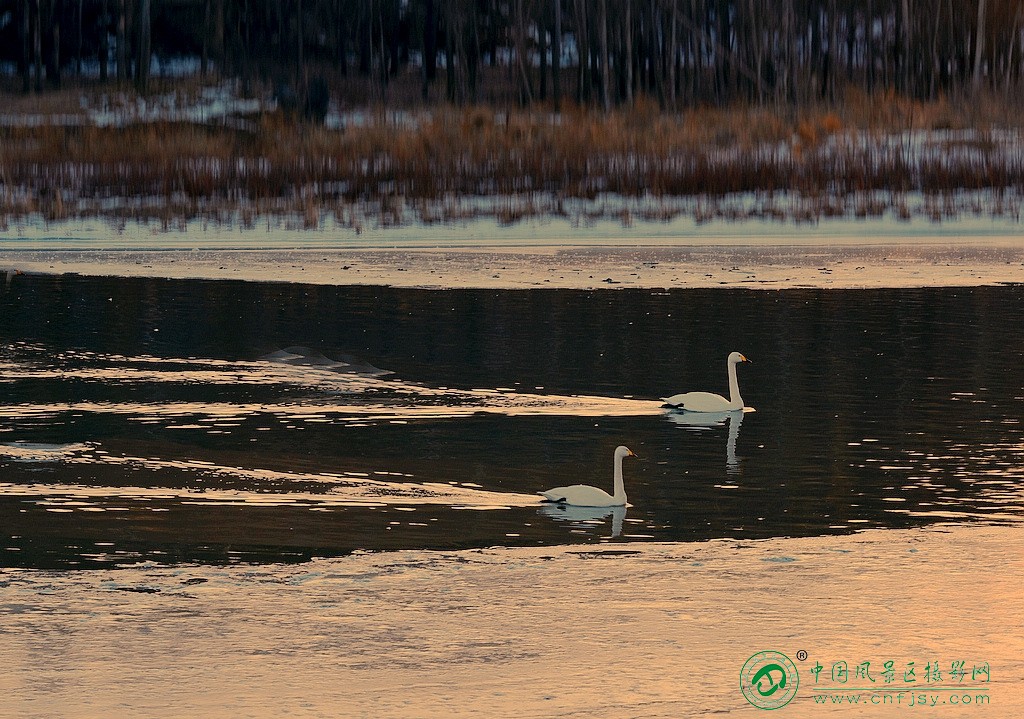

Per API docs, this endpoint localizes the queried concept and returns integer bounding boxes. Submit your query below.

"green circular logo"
[740,651,799,710]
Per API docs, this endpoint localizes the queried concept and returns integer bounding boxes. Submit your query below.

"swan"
[539,446,637,507]
[662,351,750,412]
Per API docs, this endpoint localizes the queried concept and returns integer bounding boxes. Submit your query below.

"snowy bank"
[1,214,1023,290]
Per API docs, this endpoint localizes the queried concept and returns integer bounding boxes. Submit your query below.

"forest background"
[2,0,1023,228]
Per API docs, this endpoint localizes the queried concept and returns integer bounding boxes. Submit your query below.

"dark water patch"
[1,274,1022,568]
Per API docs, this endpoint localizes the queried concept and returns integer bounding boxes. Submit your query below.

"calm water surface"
[1,275,1022,567]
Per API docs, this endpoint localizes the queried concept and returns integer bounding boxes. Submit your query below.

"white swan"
[662,351,750,411]
[539,446,637,507]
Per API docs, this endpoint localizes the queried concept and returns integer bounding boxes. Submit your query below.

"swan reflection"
[3,268,23,291]
[665,408,746,474]
[538,503,626,537]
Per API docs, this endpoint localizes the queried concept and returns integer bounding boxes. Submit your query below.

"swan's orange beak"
[740,354,750,363]
[628,449,639,458]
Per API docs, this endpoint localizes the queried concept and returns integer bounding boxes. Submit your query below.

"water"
[2,275,1023,568]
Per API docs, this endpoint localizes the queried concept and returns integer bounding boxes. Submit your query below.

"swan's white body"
[662,352,750,412]
[539,446,636,507]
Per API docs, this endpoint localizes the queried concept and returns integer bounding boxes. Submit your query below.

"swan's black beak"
[740,354,751,363]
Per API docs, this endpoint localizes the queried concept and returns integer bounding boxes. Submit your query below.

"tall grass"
[2,94,1023,228]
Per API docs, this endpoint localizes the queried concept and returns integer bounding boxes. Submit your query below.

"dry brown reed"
[1,92,1023,228]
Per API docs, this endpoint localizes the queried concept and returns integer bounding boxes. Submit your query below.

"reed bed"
[2,98,1023,229]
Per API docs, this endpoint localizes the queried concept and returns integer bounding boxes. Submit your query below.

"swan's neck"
[613,454,627,503]
[727,360,743,408]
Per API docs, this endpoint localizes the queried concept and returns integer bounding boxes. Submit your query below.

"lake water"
[1,274,1023,568]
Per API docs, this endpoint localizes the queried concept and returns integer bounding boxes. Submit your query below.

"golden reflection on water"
[0,524,1020,718]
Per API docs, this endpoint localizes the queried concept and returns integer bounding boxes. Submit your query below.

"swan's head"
[615,445,638,460]
[728,351,750,364]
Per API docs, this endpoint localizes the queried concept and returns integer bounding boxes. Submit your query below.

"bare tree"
[599,0,609,111]
[552,0,562,109]
[973,0,987,90]
[135,0,151,91]
[7,0,1024,110]
[115,0,126,82]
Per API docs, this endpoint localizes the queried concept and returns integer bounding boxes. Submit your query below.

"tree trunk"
[1008,3,1024,88]
[440,1,464,104]
[468,6,480,102]
[358,2,370,75]
[135,0,151,92]
[444,12,456,103]
[49,0,62,88]
[649,1,663,105]
[201,0,210,74]
[782,0,794,103]
[76,0,82,76]
[899,0,911,93]
[116,0,126,81]
[515,0,534,105]
[297,0,304,72]
[973,0,987,91]
[573,0,589,105]
[33,0,43,91]
[717,0,730,102]
[685,1,696,104]
[624,0,633,104]
[378,2,389,95]
[929,0,943,97]
[552,0,561,110]
[422,0,436,98]
[539,6,548,101]
[843,2,854,85]
[669,0,678,108]
[336,0,348,76]
[97,0,108,80]
[488,0,497,66]
[750,0,764,101]
[864,0,873,92]
[19,0,30,92]
[599,0,610,111]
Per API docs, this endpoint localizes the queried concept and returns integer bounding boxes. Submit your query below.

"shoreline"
[3,213,1023,290]
[2,240,1023,291]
